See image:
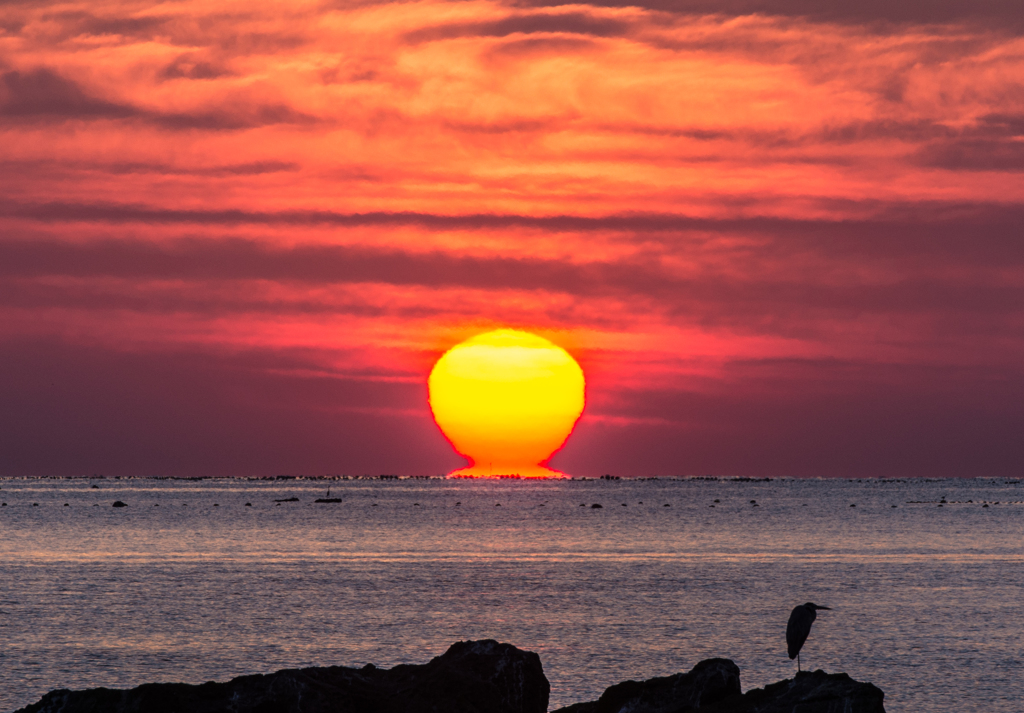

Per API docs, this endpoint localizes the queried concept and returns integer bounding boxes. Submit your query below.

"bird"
[786,602,831,671]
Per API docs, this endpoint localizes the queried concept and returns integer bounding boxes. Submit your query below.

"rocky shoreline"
[14,640,885,713]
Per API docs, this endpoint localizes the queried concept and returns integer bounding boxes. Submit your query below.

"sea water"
[0,476,1021,712]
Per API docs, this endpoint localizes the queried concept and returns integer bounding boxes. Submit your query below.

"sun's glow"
[429,329,585,478]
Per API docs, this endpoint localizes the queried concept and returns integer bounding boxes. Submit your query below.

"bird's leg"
[797,653,801,672]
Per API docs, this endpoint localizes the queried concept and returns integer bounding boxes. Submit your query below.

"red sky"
[1,0,1022,477]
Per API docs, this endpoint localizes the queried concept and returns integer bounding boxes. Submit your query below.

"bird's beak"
[817,606,832,610]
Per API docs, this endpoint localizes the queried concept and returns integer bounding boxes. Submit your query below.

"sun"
[428,329,585,478]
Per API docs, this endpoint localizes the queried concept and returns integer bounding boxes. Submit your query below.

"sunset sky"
[1,0,1022,477]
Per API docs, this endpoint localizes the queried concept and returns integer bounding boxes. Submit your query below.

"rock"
[111,501,127,507]
[15,639,549,713]
[698,670,886,713]
[315,498,342,503]
[554,665,885,713]
[552,659,740,713]
[274,497,300,502]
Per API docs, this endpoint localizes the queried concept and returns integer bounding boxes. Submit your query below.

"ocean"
[1,476,1021,712]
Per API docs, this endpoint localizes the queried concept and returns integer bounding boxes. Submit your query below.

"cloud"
[914,114,1024,171]
[0,67,314,127]
[48,10,170,41]
[159,55,233,81]
[516,0,1024,28]
[485,36,599,58]
[0,236,641,293]
[108,160,301,176]
[149,103,316,130]
[4,197,1024,253]
[916,139,1024,171]
[0,68,135,119]
[404,12,631,43]
[2,225,1022,331]
[0,159,301,177]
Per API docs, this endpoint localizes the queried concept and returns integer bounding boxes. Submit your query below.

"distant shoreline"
[2,474,1012,482]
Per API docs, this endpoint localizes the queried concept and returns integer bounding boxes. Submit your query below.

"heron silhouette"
[786,602,831,671]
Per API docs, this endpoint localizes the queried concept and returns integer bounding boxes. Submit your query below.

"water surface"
[1,476,1021,711]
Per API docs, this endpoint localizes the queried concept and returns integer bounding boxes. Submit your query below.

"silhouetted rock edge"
[553,665,886,713]
[14,639,549,713]
[15,641,885,713]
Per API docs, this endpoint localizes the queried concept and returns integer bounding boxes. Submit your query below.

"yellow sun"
[428,329,585,478]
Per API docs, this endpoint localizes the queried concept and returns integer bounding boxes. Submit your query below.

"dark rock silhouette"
[554,666,885,713]
[315,498,343,503]
[274,497,300,502]
[553,659,740,713]
[15,640,549,713]
[15,643,884,713]
[698,670,885,713]
[111,501,127,507]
